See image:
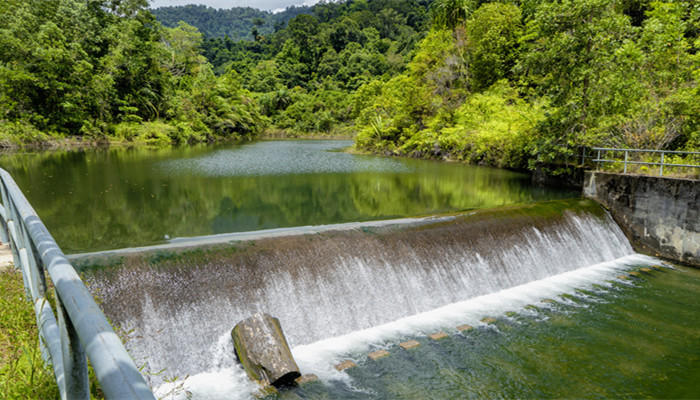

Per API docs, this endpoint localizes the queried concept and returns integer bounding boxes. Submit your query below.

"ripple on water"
[159,141,414,177]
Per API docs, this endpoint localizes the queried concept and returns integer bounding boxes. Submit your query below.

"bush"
[0,120,51,148]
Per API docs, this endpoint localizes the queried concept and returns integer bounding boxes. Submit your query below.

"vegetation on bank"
[352,0,699,168]
[0,0,267,150]
[1,0,698,169]
[0,270,59,398]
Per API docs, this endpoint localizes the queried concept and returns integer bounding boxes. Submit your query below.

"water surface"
[0,140,575,253]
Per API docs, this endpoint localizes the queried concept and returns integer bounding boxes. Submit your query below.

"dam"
[75,199,700,399]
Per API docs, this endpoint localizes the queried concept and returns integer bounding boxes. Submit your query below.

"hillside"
[150,4,311,40]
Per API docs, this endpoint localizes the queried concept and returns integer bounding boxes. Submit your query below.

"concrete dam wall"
[583,171,700,267]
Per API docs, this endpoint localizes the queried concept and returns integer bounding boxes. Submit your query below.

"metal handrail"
[0,168,155,400]
[591,147,700,177]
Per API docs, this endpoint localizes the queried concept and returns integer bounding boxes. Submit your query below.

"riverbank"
[0,132,255,153]
[0,126,357,152]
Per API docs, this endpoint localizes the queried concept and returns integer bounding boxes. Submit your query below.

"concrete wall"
[584,172,700,267]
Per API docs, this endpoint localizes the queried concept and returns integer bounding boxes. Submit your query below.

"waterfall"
[84,200,634,386]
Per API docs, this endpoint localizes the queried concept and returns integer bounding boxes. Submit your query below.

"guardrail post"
[660,152,665,177]
[597,149,601,170]
[56,293,90,400]
[624,150,628,174]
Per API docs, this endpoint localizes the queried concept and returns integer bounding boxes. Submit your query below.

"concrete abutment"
[583,171,699,267]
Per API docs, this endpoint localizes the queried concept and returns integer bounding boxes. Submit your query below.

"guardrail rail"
[591,147,700,178]
[0,168,155,400]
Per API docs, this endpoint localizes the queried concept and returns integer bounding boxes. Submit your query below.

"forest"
[151,4,311,41]
[0,0,698,170]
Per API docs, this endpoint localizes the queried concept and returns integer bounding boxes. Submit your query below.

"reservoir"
[0,140,574,253]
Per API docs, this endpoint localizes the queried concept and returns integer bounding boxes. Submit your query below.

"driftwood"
[231,312,301,388]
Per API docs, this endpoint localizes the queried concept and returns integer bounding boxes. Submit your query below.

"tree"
[466,3,523,91]
[431,0,475,30]
[518,0,637,151]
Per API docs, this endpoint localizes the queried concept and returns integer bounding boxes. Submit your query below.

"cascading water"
[83,199,635,393]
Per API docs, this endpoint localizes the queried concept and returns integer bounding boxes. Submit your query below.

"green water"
[0,140,575,253]
[285,265,700,399]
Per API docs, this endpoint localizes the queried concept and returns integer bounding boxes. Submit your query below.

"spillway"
[82,199,636,394]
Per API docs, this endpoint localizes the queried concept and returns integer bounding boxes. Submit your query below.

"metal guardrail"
[0,168,155,400]
[591,147,700,177]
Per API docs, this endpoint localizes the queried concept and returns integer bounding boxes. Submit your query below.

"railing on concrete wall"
[0,168,155,400]
[591,147,700,178]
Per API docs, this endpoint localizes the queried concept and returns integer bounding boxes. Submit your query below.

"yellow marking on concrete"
[428,332,448,340]
[295,374,319,385]
[334,360,356,371]
[399,340,420,350]
[456,324,473,332]
[368,349,390,360]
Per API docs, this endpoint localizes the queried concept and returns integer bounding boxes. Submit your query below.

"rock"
[232,312,301,388]
[481,317,497,324]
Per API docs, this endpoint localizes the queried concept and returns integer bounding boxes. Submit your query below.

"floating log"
[232,312,301,388]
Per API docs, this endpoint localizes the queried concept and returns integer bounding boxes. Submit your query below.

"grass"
[0,269,60,399]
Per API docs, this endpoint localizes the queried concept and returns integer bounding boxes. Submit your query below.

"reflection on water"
[0,140,576,253]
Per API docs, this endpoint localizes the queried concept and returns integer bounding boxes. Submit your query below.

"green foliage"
[356,0,698,168]
[185,0,433,135]
[0,0,266,146]
[466,3,522,91]
[405,81,547,167]
[1,0,697,154]
[151,4,311,41]
[517,0,698,158]
[0,120,51,149]
[0,270,60,399]
[431,0,475,29]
